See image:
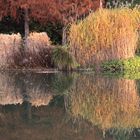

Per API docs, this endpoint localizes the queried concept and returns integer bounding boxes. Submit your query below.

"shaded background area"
[0,17,62,45]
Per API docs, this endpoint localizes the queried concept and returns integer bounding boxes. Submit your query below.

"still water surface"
[0,71,140,140]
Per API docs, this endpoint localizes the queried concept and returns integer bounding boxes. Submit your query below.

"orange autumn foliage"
[0,0,105,25]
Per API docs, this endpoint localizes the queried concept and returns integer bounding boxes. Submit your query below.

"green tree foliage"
[106,0,140,7]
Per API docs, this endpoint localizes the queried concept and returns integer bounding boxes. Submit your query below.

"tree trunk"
[99,0,103,8]
[24,8,29,48]
[62,27,67,46]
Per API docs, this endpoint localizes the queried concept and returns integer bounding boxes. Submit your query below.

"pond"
[0,71,140,140]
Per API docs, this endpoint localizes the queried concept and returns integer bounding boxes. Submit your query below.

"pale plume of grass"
[0,32,51,54]
[0,32,53,68]
[0,33,21,48]
[0,33,22,67]
[27,32,51,52]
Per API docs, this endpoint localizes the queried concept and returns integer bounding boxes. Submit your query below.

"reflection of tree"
[16,73,32,121]
[68,74,140,132]
[22,101,32,121]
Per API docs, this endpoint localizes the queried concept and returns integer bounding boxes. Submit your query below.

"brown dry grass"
[0,32,53,68]
[0,33,21,67]
[27,32,51,52]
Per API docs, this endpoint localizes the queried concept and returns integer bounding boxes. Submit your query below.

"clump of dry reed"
[0,33,22,67]
[69,8,140,68]
[27,32,51,52]
[0,32,53,68]
[136,28,140,53]
[12,45,54,68]
[13,32,54,68]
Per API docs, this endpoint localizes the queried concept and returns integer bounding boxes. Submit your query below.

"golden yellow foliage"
[69,8,140,68]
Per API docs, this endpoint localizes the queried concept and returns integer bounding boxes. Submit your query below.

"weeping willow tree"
[67,74,140,134]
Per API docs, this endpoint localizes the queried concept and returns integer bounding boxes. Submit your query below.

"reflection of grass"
[50,73,74,94]
[10,71,74,95]
[68,74,140,132]
[102,71,140,80]
[0,71,74,106]
[0,104,104,140]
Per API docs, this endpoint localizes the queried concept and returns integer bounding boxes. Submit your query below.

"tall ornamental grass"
[69,8,140,68]
[27,32,51,52]
[0,33,21,67]
[0,32,53,68]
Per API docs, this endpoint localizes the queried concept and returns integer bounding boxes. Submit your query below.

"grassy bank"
[101,56,140,72]
[101,56,140,79]
[1,31,140,72]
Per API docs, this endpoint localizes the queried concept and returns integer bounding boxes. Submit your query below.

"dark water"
[0,71,140,140]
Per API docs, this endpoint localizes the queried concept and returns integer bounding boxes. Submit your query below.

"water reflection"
[0,71,140,140]
[69,74,140,129]
[68,73,140,139]
[0,71,73,106]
